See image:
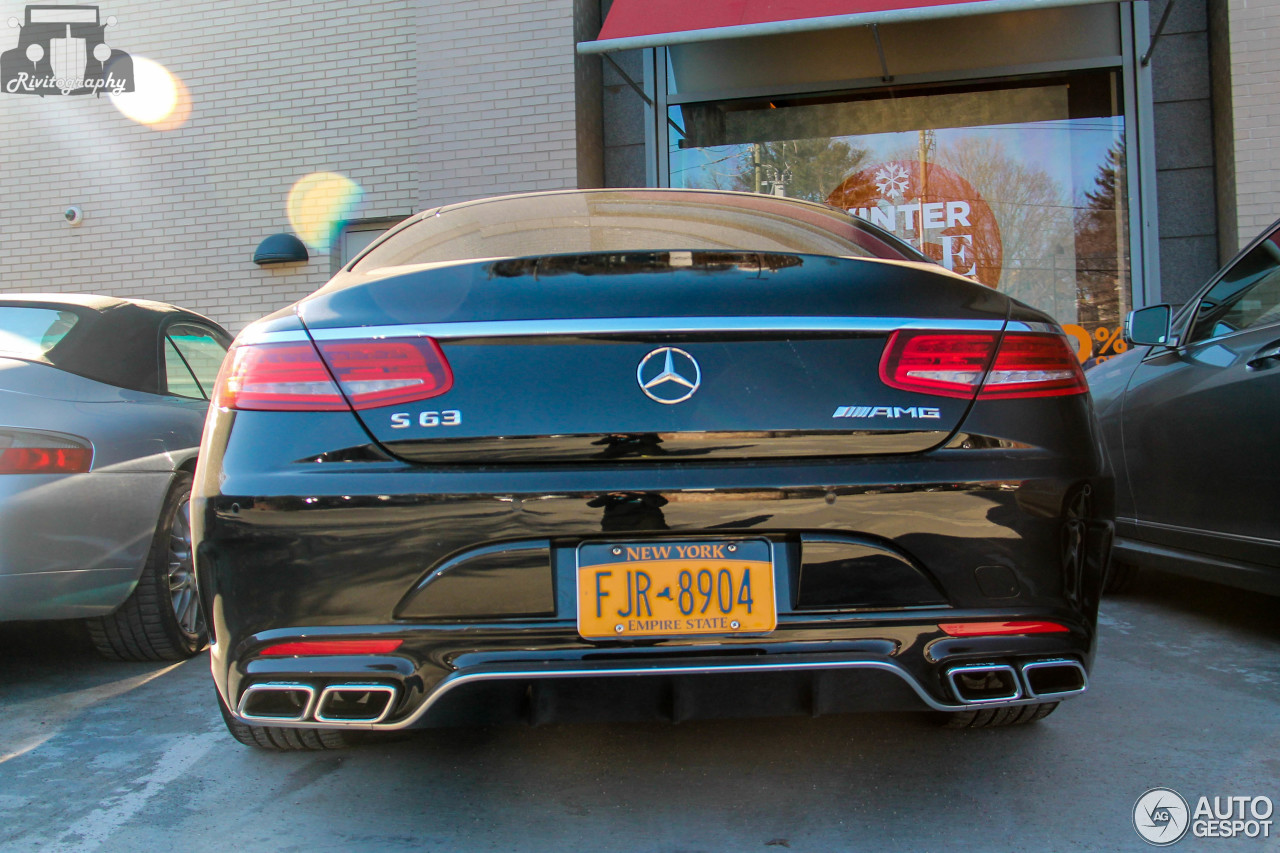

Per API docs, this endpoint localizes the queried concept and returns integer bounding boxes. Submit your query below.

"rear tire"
[216,688,353,750]
[938,701,1059,729]
[87,471,207,661]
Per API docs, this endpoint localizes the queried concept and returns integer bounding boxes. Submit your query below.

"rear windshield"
[0,307,79,358]
[351,191,925,274]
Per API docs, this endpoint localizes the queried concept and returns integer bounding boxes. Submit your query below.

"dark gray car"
[1088,218,1280,593]
[0,293,230,659]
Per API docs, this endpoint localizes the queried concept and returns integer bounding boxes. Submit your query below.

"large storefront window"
[669,71,1130,360]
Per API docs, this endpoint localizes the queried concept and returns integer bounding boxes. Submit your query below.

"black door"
[1120,224,1280,571]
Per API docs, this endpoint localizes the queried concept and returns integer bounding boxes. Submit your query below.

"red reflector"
[216,341,349,411]
[938,621,1070,637]
[316,338,454,409]
[879,330,1087,400]
[0,446,93,474]
[258,639,404,656]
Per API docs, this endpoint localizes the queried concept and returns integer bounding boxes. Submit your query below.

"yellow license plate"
[576,539,776,640]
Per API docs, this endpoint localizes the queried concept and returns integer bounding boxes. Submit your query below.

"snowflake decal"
[874,164,910,200]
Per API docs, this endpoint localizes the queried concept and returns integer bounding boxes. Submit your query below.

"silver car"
[0,294,229,660]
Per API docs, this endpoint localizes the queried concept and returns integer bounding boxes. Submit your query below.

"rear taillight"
[878,332,997,398]
[216,337,453,412]
[980,333,1089,399]
[879,331,1086,400]
[0,429,92,474]
[316,338,454,409]
[216,342,349,411]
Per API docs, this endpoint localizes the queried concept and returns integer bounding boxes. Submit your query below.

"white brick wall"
[416,0,578,208]
[0,0,582,332]
[1229,0,1280,245]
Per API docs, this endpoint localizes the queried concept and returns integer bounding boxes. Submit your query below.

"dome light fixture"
[252,233,309,266]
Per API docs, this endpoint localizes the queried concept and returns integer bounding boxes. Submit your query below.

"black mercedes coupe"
[193,189,1113,750]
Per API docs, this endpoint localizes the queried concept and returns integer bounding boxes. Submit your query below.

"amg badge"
[833,405,942,419]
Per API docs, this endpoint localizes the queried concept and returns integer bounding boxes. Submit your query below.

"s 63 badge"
[390,410,462,429]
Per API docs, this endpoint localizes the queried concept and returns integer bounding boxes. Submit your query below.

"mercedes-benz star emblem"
[636,347,701,404]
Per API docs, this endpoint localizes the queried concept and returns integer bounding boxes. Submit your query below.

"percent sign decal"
[1094,326,1128,356]
[1060,324,1128,363]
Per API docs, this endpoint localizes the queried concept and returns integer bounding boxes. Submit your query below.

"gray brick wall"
[1208,0,1237,262]
[416,0,579,209]
[1149,0,1220,305]
[574,0,604,188]
[601,48,647,187]
[1227,0,1280,249]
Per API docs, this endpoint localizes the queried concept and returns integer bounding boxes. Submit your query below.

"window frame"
[1181,227,1280,349]
[160,320,230,401]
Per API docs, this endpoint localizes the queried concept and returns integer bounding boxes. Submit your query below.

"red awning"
[579,0,1112,52]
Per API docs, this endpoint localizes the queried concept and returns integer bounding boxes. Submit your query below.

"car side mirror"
[1124,304,1173,347]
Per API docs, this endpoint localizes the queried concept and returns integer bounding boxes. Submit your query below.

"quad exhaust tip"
[237,682,317,722]
[946,663,1022,704]
[1020,659,1088,699]
[946,659,1088,705]
[315,684,398,724]
[237,681,398,725]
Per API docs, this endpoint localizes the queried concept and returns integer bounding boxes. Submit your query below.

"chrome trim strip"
[235,328,311,346]
[233,658,1060,730]
[1019,659,1088,700]
[407,539,550,602]
[303,317,1030,341]
[236,682,318,723]
[314,683,399,725]
[389,660,964,729]
[243,318,1062,345]
[945,663,1023,705]
[1128,518,1280,547]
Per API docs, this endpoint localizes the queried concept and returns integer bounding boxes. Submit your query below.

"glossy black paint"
[305,251,1003,329]
[196,402,1110,726]
[1089,218,1280,592]
[311,251,1009,455]
[195,190,1112,730]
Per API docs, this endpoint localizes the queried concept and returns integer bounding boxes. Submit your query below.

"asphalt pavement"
[1,571,1277,853]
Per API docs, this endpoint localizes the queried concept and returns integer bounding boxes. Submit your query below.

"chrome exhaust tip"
[946,664,1023,704]
[237,682,317,722]
[1021,659,1088,699]
[314,683,398,724]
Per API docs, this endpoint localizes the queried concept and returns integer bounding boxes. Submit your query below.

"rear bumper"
[196,444,1112,729]
[227,644,1093,731]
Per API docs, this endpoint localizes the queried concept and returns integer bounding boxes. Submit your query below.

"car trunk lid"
[296,251,1011,463]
